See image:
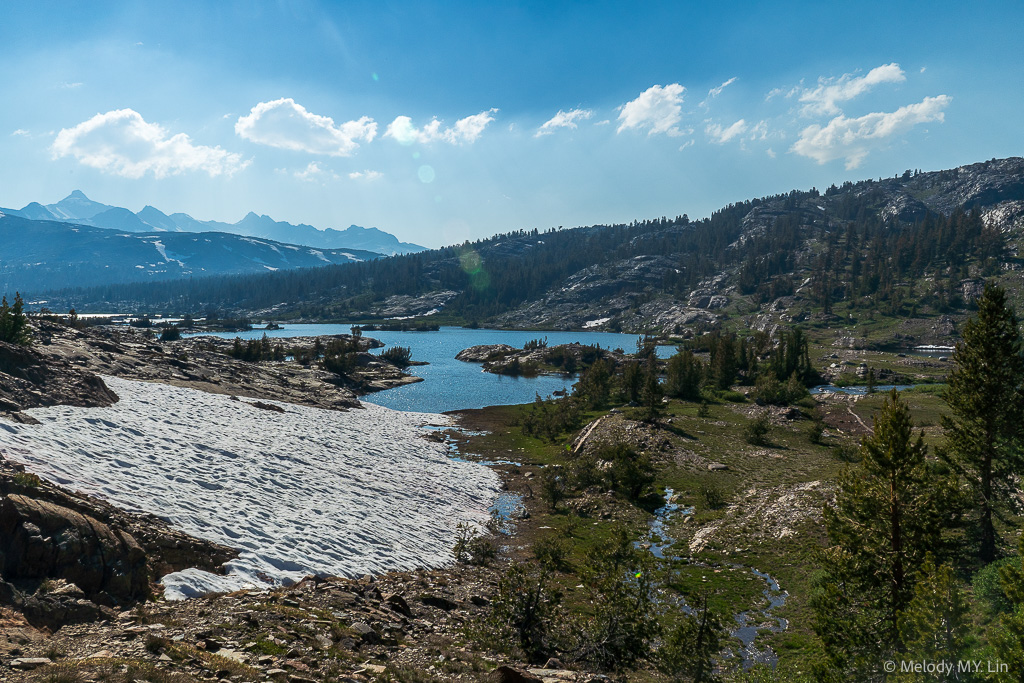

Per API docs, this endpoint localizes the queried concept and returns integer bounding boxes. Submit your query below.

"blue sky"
[1,1,1021,248]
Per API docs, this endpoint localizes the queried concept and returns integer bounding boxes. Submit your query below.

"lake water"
[186,324,675,413]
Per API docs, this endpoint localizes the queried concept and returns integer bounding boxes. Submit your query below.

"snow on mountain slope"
[0,377,500,599]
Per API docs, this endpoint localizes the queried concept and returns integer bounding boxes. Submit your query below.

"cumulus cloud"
[348,170,383,180]
[617,83,686,136]
[235,98,376,156]
[798,63,906,116]
[535,108,593,137]
[791,95,951,169]
[51,109,248,179]
[385,109,498,145]
[706,119,749,144]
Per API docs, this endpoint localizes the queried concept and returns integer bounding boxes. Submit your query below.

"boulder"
[0,494,148,602]
[489,666,543,683]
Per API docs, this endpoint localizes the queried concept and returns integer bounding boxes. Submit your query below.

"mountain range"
[0,191,426,255]
[0,214,382,293]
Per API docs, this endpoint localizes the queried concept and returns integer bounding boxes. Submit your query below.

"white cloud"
[701,77,737,106]
[293,161,341,182]
[706,119,749,144]
[791,95,951,169]
[617,83,686,136]
[765,85,799,102]
[748,120,769,140]
[60,82,83,89]
[798,63,906,116]
[11,129,29,137]
[678,140,695,151]
[385,109,498,145]
[235,98,376,156]
[348,170,383,181]
[51,109,248,179]
[535,108,593,137]
[766,148,777,158]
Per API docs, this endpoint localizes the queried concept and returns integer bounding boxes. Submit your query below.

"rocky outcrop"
[471,342,624,377]
[0,494,148,602]
[454,344,516,362]
[0,456,236,629]
[0,340,118,415]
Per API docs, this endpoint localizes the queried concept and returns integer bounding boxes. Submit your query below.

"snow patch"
[1,377,500,599]
[148,240,186,268]
[583,317,611,328]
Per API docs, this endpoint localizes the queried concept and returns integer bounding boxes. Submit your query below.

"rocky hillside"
[38,157,1024,349]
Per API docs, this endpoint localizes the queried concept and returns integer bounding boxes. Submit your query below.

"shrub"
[745,410,771,446]
[12,471,41,488]
[159,326,181,341]
[380,345,412,367]
[452,523,497,566]
[488,564,561,663]
[698,484,725,510]
[540,467,567,511]
[532,536,571,572]
[602,444,655,502]
[806,416,826,444]
[569,452,603,490]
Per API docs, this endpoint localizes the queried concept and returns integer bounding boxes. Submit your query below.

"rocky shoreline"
[1,320,424,423]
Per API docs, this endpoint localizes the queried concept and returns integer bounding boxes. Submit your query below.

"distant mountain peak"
[67,190,89,200]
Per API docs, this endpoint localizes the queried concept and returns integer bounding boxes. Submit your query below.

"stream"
[641,489,790,669]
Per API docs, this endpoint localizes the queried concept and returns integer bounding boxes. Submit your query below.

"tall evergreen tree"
[941,282,1024,563]
[639,355,664,422]
[0,292,31,345]
[813,390,945,678]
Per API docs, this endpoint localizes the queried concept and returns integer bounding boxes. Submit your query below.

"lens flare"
[417,165,435,183]
[458,247,490,291]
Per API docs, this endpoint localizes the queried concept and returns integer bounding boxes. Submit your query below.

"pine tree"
[990,537,1024,679]
[0,292,31,345]
[664,348,704,401]
[639,355,664,422]
[941,282,1024,563]
[898,558,971,678]
[814,389,945,677]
